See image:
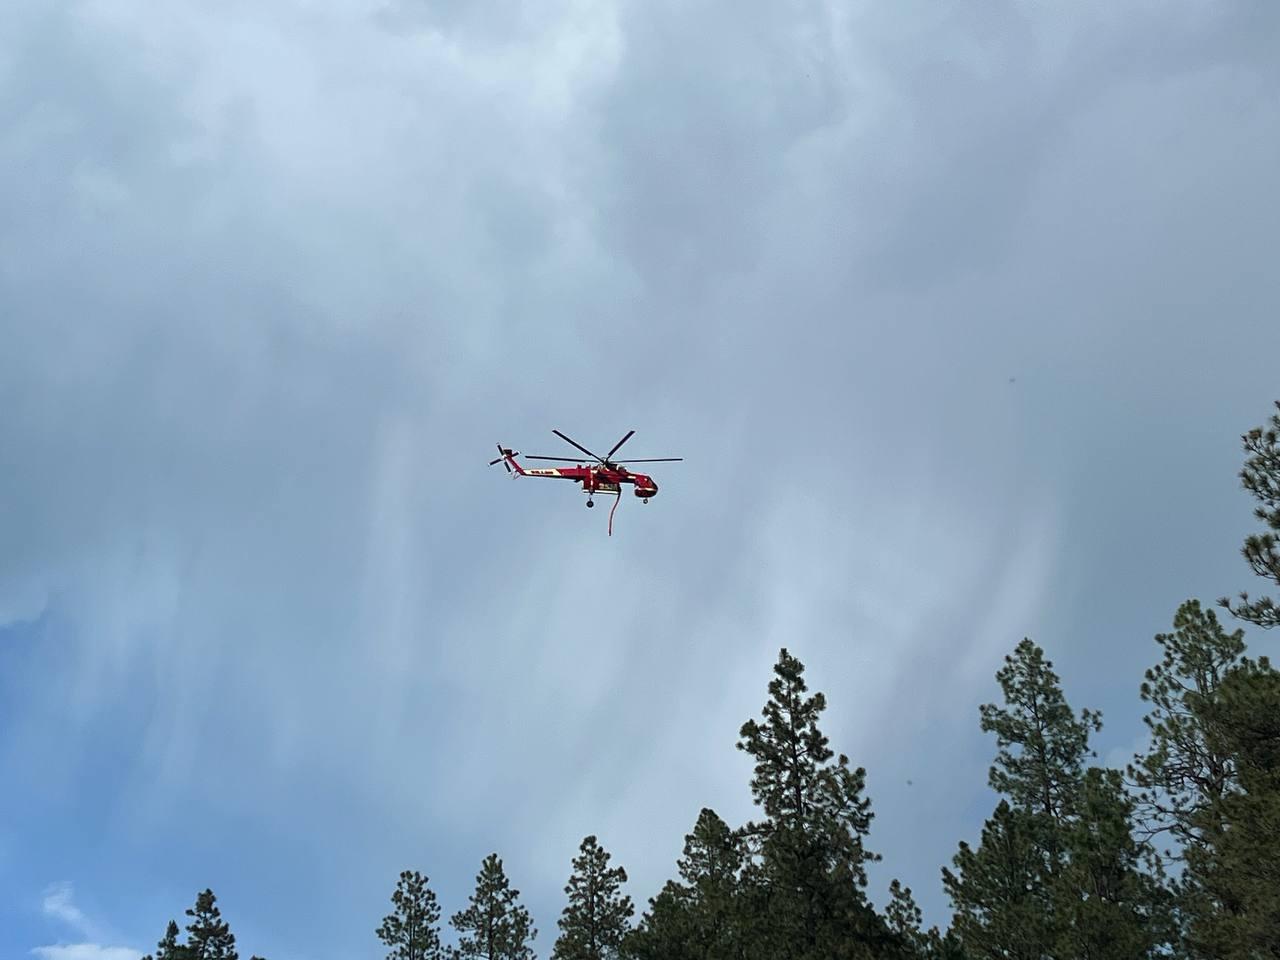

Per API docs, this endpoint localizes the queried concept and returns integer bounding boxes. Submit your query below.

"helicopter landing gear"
[586,499,594,508]
[643,497,649,504]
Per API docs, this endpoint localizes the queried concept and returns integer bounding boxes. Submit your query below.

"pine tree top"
[552,836,634,960]
[452,854,536,960]
[377,870,442,960]
[980,638,1100,823]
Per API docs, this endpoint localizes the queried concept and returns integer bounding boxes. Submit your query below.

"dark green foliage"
[738,649,877,881]
[627,808,746,960]
[943,801,1054,960]
[185,889,239,960]
[885,880,924,940]
[1051,768,1172,959]
[979,639,1100,830]
[141,920,188,960]
[1182,661,1280,958]
[140,891,263,960]
[736,648,886,960]
[677,808,743,897]
[552,835,634,960]
[1130,600,1244,858]
[450,854,536,960]
[625,882,695,960]
[1220,400,1280,628]
[944,640,1095,955]
[1129,601,1280,956]
[946,640,1169,959]
[671,808,745,958]
[886,880,963,959]
[377,870,443,960]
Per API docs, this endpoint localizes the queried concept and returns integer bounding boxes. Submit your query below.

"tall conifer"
[450,854,536,960]
[142,891,263,960]
[1182,661,1280,957]
[736,648,884,960]
[1051,768,1171,958]
[628,808,746,960]
[1130,600,1244,858]
[944,801,1051,959]
[979,639,1099,834]
[552,835,634,960]
[184,889,238,960]
[377,870,443,960]
[947,639,1167,958]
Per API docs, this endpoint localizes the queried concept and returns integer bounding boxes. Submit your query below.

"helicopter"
[489,429,682,534]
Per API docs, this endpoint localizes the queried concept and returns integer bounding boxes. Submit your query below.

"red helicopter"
[489,429,682,534]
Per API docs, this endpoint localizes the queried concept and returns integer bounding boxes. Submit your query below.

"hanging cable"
[608,491,621,536]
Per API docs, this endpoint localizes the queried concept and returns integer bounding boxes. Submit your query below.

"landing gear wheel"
[586,499,595,508]
[643,498,649,503]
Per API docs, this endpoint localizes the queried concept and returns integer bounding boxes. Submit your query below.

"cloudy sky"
[2,1,1279,957]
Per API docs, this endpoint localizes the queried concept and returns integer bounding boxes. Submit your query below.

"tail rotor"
[489,444,519,474]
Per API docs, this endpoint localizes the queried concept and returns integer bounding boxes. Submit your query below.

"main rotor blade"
[604,430,636,461]
[614,457,683,463]
[552,429,603,463]
[524,455,588,463]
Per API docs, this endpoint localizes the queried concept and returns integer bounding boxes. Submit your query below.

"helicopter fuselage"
[522,462,658,499]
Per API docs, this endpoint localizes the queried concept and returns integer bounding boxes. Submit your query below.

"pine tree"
[625,882,695,960]
[943,801,1053,960]
[675,808,745,958]
[1051,768,1172,959]
[184,890,238,960]
[946,639,1167,959]
[552,835,634,960]
[141,920,190,960]
[885,881,960,959]
[141,892,262,960]
[450,854,536,960]
[979,639,1100,833]
[1130,600,1244,859]
[627,808,745,960]
[678,809,743,896]
[1220,400,1280,628]
[1182,660,1280,958]
[885,881,929,958]
[736,648,885,960]
[945,640,1092,958]
[377,870,443,960]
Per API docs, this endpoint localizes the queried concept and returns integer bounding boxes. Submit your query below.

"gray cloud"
[3,0,1279,954]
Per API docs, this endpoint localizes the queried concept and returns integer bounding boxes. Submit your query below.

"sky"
[2,0,1279,957]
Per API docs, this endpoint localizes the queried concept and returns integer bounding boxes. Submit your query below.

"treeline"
[142,402,1280,958]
